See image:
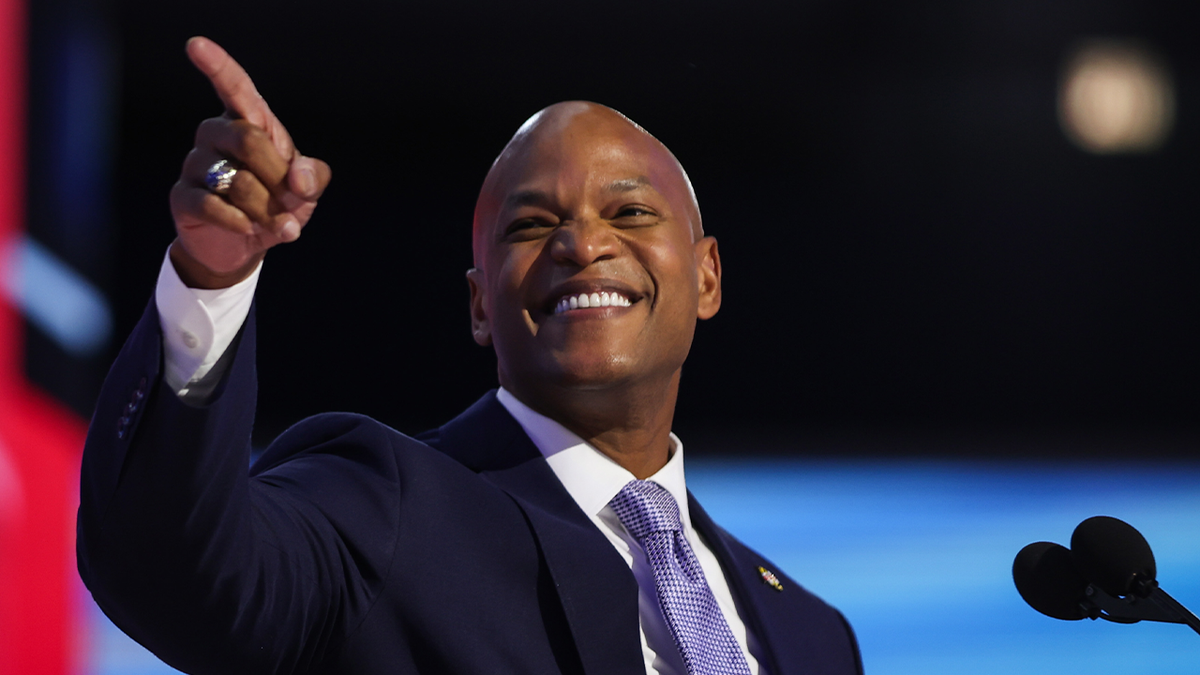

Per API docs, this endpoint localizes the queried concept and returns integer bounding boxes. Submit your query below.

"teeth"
[554,291,633,314]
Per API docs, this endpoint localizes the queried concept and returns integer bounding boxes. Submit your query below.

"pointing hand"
[168,37,332,288]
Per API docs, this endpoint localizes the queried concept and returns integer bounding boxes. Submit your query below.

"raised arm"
[78,40,398,675]
[168,37,332,288]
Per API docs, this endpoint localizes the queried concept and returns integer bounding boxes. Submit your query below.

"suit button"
[116,416,130,440]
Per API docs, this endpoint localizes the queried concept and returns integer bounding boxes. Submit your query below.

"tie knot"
[610,480,682,541]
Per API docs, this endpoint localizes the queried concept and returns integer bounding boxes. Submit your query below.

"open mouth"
[541,279,646,317]
[552,291,634,314]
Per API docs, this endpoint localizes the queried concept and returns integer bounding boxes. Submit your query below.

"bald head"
[463,100,723,424]
[472,101,702,267]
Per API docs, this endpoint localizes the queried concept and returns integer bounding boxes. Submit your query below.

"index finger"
[186,37,273,130]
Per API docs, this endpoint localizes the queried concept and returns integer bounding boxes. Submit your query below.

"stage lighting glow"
[0,234,112,357]
[1058,41,1175,154]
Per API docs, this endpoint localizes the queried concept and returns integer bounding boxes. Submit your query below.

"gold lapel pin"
[757,566,783,592]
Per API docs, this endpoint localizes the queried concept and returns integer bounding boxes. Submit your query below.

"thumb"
[287,154,333,201]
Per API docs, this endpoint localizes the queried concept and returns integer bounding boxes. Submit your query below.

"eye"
[614,205,658,221]
[503,218,554,240]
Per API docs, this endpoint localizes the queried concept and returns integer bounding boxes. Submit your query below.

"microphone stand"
[1083,583,1200,636]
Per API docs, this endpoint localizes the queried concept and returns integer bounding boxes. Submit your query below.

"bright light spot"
[1058,41,1175,154]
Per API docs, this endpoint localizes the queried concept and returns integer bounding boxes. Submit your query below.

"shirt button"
[181,331,199,349]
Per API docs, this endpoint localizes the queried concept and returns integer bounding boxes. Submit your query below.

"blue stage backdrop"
[81,457,1200,675]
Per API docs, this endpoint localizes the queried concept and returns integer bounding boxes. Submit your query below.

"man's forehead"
[494,107,665,182]
[485,103,691,209]
[472,102,703,260]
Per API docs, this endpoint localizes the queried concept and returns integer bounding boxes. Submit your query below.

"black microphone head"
[1013,541,1090,620]
[1070,516,1156,598]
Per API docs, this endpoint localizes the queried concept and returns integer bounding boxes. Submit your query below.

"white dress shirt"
[154,250,767,674]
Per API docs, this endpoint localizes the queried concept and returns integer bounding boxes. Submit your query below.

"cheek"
[487,249,542,330]
[642,239,700,309]
[493,258,524,304]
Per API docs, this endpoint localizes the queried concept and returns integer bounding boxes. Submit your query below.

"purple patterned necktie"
[610,480,753,675]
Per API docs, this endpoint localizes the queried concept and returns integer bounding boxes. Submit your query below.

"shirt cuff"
[154,249,261,397]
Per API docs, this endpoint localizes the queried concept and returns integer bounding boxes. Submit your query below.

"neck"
[507,371,681,480]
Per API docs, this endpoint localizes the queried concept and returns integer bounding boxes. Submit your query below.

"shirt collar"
[496,387,692,530]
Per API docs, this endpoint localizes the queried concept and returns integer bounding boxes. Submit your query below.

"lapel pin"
[757,566,783,592]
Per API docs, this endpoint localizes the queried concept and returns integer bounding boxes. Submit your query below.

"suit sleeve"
[77,298,402,675]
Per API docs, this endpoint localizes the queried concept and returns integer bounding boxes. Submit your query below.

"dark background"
[27,0,1198,456]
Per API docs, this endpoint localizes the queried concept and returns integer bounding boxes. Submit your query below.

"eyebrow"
[605,176,652,193]
[504,190,554,211]
[503,176,654,211]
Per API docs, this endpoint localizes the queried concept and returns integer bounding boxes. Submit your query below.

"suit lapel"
[688,493,785,675]
[422,392,644,674]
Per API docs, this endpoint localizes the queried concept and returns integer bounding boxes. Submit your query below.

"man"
[77,37,862,674]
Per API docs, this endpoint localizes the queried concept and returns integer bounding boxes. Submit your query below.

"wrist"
[169,239,264,289]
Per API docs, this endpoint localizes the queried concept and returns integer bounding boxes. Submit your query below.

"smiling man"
[77,38,862,675]
[468,101,720,481]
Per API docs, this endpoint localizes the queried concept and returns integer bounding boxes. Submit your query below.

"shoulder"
[251,412,463,480]
[726,531,862,673]
[691,499,863,674]
[243,412,517,567]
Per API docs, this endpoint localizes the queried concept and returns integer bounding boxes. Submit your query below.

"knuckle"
[228,133,253,159]
[194,116,226,144]
[238,136,272,167]
[276,191,305,212]
[226,195,262,223]
[227,171,261,201]
[168,186,186,216]
[198,193,230,221]
[181,148,210,177]
[230,120,268,150]
[168,182,192,210]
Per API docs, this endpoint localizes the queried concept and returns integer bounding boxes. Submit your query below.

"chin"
[525,351,639,392]
[553,361,635,390]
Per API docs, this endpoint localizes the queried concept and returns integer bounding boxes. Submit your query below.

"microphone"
[1013,541,1090,620]
[1012,516,1200,636]
[1071,515,1157,598]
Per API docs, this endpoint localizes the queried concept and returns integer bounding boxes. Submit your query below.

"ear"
[695,236,722,320]
[466,268,492,346]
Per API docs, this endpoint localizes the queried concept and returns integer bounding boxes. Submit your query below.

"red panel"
[0,387,86,675]
[0,0,23,371]
[0,1,88,674]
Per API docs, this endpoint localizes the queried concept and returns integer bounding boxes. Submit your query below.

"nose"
[549,218,620,267]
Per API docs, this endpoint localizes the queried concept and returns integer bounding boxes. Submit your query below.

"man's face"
[468,104,721,402]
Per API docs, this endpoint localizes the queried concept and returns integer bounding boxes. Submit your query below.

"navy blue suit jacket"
[77,300,862,675]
